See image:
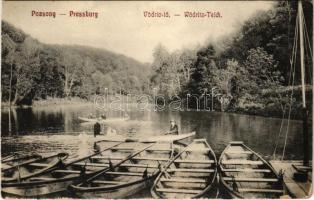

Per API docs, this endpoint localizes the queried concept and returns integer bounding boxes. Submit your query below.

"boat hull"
[1,179,74,198]
[72,178,153,199]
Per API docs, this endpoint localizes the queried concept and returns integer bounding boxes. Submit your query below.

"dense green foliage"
[1,21,150,105]
[150,1,312,117]
[1,2,312,119]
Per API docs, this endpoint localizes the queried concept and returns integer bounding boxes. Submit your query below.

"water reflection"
[1,105,311,161]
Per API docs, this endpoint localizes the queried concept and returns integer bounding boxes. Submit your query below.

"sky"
[3,1,275,63]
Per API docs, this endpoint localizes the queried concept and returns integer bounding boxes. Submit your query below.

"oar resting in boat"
[1,152,68,183]
[218,141,286,199]
[2,153,43,171]
[1,140,141,198]
[68,142,173,199]
[151,139,218,199]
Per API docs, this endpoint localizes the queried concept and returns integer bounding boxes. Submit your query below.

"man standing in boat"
[93,121,101,137]
[166,120,178,135]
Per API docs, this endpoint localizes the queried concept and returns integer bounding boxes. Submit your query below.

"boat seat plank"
[221,168,271,173]
[105,171,148,176]
[93,180,127,185]
[29,177,57,181]
[174,160,214,164]
[222,160,263,165]
[73,162,158,168]
[28,163,50,167]
[168,168,214,173]
[238,188,284,193]
[111,147,133,151]
[160,178,206,183]
[156,188,202,194]
[92,156,169,161]
[223,177,278,182]
[146,149,172,152]
[53,170,81,174]
[225,151,253,154]
[185,148,211,152]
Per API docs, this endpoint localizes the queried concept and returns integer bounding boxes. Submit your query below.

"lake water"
[1,104,311,198]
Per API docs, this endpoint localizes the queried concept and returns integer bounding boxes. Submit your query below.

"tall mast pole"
[298,0,309,166]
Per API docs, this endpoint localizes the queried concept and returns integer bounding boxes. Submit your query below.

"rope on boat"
[272,13,298,159]
[281,12,298,161]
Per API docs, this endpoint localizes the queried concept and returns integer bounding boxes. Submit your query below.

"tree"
[211,59,240,111]
[12,37,41,105]
[187,45,216,96]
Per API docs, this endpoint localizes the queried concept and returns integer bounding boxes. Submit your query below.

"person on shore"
[94,121,101,137]
[166,120,178,135]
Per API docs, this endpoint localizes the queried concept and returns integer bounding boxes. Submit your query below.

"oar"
[158,140,194,174]
[63,141,126,167]
[79,142,156,185]
[2,155,44,172]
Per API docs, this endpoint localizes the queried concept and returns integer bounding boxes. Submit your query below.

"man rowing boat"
[165,120,178,135]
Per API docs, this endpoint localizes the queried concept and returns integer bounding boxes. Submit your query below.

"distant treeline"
[149,1,313,118]
[1,2,313,119]
[1,21,150,105]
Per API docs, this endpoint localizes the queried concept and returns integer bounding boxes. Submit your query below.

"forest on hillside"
[1,21,150,105]
[150,1,313,118]
[1,1,313,119]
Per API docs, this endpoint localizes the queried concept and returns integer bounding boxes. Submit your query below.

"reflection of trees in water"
[1,105,307,160]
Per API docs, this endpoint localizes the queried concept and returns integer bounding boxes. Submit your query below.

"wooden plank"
[225,151,253,155]
[111,147,133,151]
[222,160,263,165]
[105,171,146,176]
[168,168,214,173]
[93,180,127,185]
[156,188,202,194]
[146,149,172,152]
[73,162,158,168]
[270,160,311,198]
[92,156,169,161]
[28,163,50,167]
[238,188,284,193]
[174,160,214,164]
[160,178,206,183]
[29,177,57,181]
[223,177,278,182]
[185,148,210,152]
[53,170,81,174]
[221,168,271,173]
[229,141,244,144]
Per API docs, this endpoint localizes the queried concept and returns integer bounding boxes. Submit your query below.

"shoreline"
[1,98,306,121]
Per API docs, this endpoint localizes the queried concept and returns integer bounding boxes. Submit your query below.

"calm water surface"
[1,104,311,198]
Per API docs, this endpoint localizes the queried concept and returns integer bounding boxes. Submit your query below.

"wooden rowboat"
[78,116,129,123]
[218,141,285,199]
[69,141,174,199]
[2,153,42,171]
[1,141,128,198]
[2,152,68,183]
[151,139,217,199]
[95,131,196,143]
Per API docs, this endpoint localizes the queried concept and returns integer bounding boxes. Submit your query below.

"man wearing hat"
[166,120,178,135]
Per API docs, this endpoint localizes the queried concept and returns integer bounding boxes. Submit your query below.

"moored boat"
[2,153,42,171]
[218,141,285,198]
[95,131,196,143]
[151,139,217,199]
[1,141,129,198]
[69,141,174,199]
[2,152,68,183]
